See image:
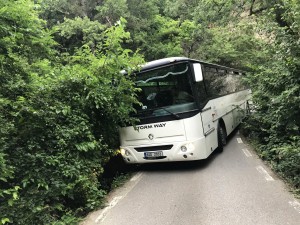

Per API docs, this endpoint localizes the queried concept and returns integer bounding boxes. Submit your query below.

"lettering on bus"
[135,123,166,131]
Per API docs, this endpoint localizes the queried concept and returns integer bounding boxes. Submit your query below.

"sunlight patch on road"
[289,200,300,214]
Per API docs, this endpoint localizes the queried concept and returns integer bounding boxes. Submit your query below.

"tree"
[242,0,300,190]
[0,0,144,222]
[54,16,106,53]
[40,0,100,27]
[0,0,56,223]
[162,0,198,20]
[192,0,244,27]
[94,0,129,26]
[136,15,204,60]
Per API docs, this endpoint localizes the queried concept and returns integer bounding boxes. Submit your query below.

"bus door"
[200,106,218,155]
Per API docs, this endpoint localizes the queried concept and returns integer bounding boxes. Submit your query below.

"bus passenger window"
[204,67,227,97]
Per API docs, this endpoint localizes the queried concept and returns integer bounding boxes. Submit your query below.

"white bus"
[119,57,251,163]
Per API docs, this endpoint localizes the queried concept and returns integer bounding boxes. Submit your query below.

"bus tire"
[246,101,251,115]
[217,123,227,153]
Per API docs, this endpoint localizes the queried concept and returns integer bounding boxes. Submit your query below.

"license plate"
[144,151,163,158]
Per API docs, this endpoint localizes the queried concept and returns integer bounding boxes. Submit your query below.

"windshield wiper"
[159,107,181,119]
[134,107,181,120]
[133,108,154,117]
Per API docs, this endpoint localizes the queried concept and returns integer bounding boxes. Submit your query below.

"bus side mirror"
[193,63,203,82]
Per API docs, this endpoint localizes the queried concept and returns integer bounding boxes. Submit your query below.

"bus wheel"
[217,123,227,153]
[246,101,251,115]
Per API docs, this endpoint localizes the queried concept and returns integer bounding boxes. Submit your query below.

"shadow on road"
[134,151,218,173]
[129,128,240,173]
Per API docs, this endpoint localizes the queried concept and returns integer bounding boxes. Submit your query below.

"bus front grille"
[134,145,173,152]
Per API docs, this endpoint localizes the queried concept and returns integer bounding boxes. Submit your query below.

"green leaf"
[1,218,10,224]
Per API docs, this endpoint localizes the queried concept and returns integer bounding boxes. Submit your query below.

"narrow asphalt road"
[83,130,300,225]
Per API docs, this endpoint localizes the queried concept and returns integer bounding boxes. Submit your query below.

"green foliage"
[162,0,198,20]
[54,16,106,53]
[0,0,56,100]
[133,15,203,60]
[40,0,99,27]
[195,20,268,69]
[0,1,143,223]
[95,0,129,25]
[111,173,132,190]
[144,15,183,59]
[0,0,55,223]
[273,142,300,190]
[242,0,300,192]
[126,0,160,30]
[193,0,243,26]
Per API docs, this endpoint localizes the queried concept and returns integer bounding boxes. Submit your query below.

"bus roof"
[140,57,190,71]
[139,57,245,75]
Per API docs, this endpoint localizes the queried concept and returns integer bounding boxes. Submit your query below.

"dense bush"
[243,117,300,192]
[242,0,300,193]
[0,1,143,223]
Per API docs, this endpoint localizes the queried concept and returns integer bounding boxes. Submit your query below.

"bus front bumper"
[120,137,207,164]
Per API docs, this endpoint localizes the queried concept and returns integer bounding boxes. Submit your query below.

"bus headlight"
[120,148,130,156]
[180,145,187,152]
[120,148,126,155]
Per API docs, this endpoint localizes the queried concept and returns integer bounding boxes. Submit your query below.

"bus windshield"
[134,63,198,118]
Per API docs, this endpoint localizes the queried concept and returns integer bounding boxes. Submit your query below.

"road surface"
[83,130,300,225]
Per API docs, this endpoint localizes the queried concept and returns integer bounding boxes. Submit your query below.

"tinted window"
[204,67,246,97]
[134,63,197,117]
